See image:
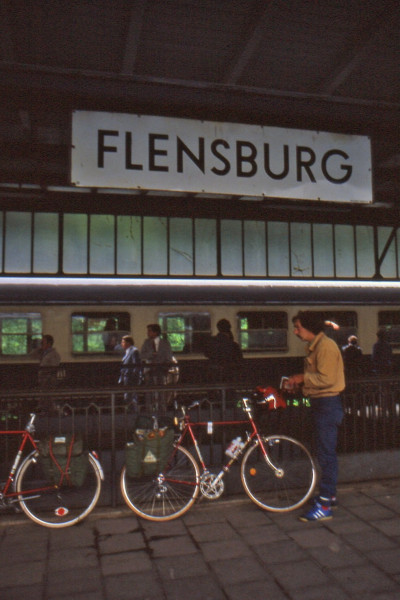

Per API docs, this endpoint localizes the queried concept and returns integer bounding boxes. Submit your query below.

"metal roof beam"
[121,0,147,75]
[222,4,275,85]
[321,5,398,95]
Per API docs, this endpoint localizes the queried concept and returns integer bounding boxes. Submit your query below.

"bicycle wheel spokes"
[121,445,200,521]
[16,452,102,528]
[241,435,316,512]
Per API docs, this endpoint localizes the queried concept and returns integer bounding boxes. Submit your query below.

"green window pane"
[72,334,84,352]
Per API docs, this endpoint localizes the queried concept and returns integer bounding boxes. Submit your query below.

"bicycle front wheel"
[241,435,316,512]
[16,451,103,528]
[121,445,200,521]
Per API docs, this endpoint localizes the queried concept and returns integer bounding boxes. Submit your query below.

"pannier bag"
[125,427,174,478]
[38,434,89,487]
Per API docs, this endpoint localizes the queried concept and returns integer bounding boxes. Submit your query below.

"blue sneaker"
[310,495,338,508]
[299,501,333,522]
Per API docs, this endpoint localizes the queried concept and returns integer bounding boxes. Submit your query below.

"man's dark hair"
[217,319,231,333]
[147,323,161,336]
[42,334,54,346]
[292,311,325,335]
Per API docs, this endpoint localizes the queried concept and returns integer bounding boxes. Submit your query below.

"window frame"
[71,311,131,355]
[237,311,288,352]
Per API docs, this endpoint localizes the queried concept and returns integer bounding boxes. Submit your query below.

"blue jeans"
[310,395,344,499]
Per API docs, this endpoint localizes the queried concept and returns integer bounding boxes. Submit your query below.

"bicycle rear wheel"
[16,451,102,528]
[241,435,316,512]
[121,445,200,521]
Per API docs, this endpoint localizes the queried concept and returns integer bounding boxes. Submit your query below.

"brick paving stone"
[307,543,367,568]
[365,547,400,575]
[338,491,377,507]
[238,522,288,545]
[325,516,375,535]
[104,571,163,600]
[346,504,396,520]
[101,550,152,576]
[47,567,103,596]
[225,506,273,528]
[344,529,398,551]
[98,531,146,554]
[267,559,331,590]
[48,546,98,571]
[189,521,239,542]
[154,553,210,580]
[0,584,44,600]
[210,555,268,585]
[224,578,288,600]
[331,564,398,595]
[199,538,252,561]
[0,478,398,600]
[0,538,49,564]
[49,525,94,548]
[163,574,226,600]
[253,539,307,565]
[288,584,352,599]
[0,561,45,587]
[150,535,198,557]
[372,518,400,537]
[362,593,400,600]
[288,526,341,548]
[49,592,105,600]
[376,494,400,511]
[95,516,141,535]
[141,517,188,538]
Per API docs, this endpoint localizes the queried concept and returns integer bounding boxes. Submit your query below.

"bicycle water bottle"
[225,436,243,459]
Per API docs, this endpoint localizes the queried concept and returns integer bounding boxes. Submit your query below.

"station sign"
[71,111,372,203]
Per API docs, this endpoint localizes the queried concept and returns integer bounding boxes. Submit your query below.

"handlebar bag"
[38,434,89,487]
[125,427,174,478]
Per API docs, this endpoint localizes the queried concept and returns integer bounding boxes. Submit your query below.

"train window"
[238,312,288,351]
[71,312,130,354]
[312,311,358,348]
[378,312,400,347]
[158,312,211,353]
[0,313,42,356]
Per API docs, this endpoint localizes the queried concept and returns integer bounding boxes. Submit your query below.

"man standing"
[287,311,345,522]
[118,335,141,404]
[38,334,61,389]
[140,324,173,412]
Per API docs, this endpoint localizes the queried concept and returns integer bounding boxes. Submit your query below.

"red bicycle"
[0,413,103,528]
[121,395,317,521]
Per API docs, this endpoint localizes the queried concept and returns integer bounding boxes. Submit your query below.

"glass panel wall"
[63,213,88,274]
[33,213,59,273]
[221,220,242,275]
[0,208,398,281]
[169,218,193,275]
[5,212,31,273]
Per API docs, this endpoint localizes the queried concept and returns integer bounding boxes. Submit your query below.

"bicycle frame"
[174,398,282,493]
[0,414,54,502]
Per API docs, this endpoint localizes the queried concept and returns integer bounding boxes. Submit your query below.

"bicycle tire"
[16,450,102,528]
[121,445,200,521]
[241,435,316,512]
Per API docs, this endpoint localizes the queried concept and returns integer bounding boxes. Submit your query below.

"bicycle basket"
[38,434,89,487]
[125,427,174,478]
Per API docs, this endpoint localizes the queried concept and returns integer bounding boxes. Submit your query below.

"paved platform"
[0,478,399,600]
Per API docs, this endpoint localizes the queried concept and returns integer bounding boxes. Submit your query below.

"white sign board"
[71,111,372,203]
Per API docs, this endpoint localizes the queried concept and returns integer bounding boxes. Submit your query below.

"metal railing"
[1,379,399,507]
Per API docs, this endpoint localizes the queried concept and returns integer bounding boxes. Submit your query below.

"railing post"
[110,392,117,508]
